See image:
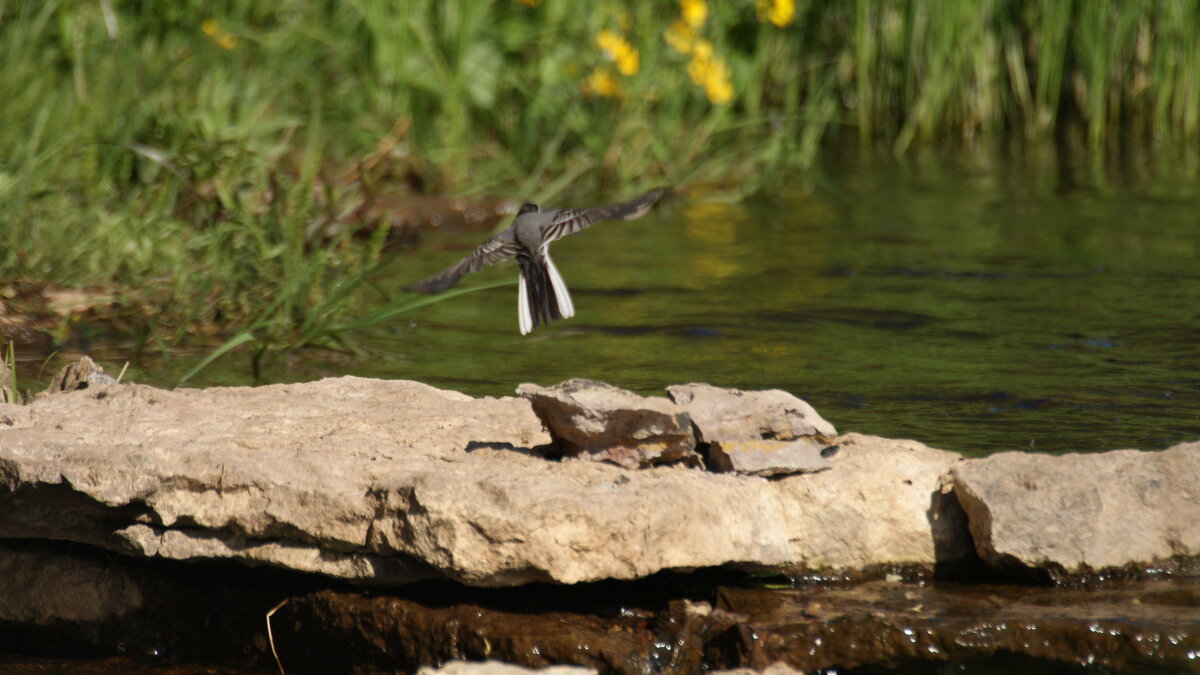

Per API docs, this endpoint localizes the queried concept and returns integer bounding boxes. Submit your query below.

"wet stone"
[417,661,598,675]
[517,378,697,469]
[1,539,1198,673]
[705,580,1200,672]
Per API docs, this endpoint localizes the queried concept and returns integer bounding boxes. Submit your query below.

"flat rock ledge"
[0,376,1197,589]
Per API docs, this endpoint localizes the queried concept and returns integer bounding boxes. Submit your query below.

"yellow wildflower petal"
[704,59,733,104]
[586,67,619,98]
[663,20,696,55]
[770,0,795,27]
[688,53,709,86]
[201,18,219,37]
[691,39,713,61]
[217,33,238,50]
[680,0,708,29]
[616,48,639,76]
[757,0,796,27]
[597,30,621,53]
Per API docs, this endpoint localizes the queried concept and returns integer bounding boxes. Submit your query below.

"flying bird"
[408,188,665,335]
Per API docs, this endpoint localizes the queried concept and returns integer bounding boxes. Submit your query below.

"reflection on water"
[128,146,1200,455]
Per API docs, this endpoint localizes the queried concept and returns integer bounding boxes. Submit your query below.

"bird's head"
[518,203,540,216]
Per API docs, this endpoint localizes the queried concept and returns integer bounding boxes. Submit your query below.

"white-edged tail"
[517,272,533,335]
[543,251,574,318]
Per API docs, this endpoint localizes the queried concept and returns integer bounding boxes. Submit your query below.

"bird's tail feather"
[543,252,574,319]
[517,255,568,334]
[517,272,533,335]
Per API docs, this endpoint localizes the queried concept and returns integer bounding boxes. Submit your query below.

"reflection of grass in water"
[3,1,1200,375]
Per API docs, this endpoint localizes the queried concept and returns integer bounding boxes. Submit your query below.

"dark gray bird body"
[408,188,664,334]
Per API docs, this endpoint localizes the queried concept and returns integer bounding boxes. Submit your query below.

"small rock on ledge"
[40,355,117,397]
[666,382,836,443]
[708,439,833,477]
[516,378,697,469]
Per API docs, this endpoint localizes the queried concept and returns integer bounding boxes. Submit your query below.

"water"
[97,146,1200,456]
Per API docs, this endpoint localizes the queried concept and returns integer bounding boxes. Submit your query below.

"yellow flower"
[685,40,733,105]
[584,67,620,98]
[687,39,713,84]
[663,19,696,55]
[201,18,237,50]
[597,30,639,77]
[703,60,733,104]
[757,0,795,27]
[616,49,638,76]
[680,0,708,29]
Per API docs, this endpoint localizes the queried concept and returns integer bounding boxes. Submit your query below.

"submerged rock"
[707,439,833,477]
[418,662,598,675]
[517,378,697,469]
[705,580,1200,672]
[665,383,836,444]
[1,538,1196,674]
[951,442,1200,577]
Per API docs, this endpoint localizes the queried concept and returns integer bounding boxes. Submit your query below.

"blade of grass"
[316,278,516,339]
[177,332,258,386]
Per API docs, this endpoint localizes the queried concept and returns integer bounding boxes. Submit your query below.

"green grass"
[1,342,16,403]
[2,0,1199,378]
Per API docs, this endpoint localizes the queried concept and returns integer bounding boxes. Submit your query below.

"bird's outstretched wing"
[407,235,522,294]
[539,187,666,245]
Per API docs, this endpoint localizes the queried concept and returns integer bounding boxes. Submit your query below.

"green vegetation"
[1,342,16,403]
[2,0,1198,372]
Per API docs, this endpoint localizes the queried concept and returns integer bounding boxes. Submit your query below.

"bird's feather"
[407,236,522,294]
[539,188,665,245]
[542,250,574,318]
[517,271,532,335]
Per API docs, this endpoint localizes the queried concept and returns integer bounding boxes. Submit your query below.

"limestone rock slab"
[666,383,836,444]
[517,378,696,468]
[0,377,968,586]
[951,442,1200,574]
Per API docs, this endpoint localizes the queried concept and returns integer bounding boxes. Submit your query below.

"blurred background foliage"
[1,0,1198,354]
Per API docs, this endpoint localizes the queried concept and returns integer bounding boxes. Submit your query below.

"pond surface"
[116,145,1200,456]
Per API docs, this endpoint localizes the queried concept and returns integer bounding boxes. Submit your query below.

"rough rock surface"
[0,378,968,586]
[666,383,836,444]
[951,443,1200,574]
[516,378,697,468]
[41,354,116,396]
[707,439,833,477]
